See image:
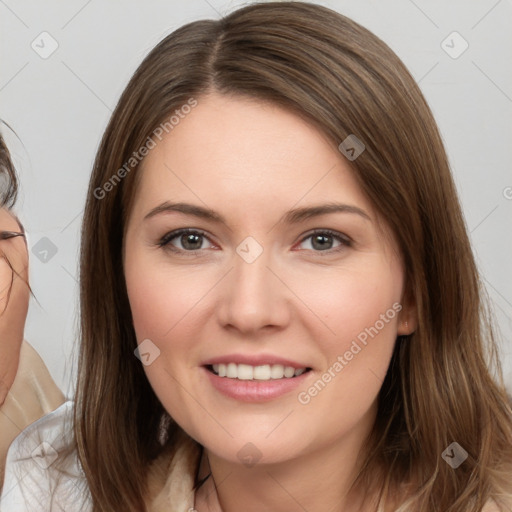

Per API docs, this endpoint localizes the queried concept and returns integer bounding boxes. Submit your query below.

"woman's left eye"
[296,229,351,253]
[158,228,351,255]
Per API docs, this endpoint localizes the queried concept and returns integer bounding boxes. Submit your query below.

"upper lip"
[202,354,310,369]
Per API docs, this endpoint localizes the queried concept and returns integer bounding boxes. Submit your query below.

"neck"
[194,402,380,512]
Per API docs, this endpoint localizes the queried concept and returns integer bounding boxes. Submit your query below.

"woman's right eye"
[158,229,214,254]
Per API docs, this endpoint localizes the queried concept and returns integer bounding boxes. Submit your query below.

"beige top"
[0,340,65,492]
[146,427,204,511]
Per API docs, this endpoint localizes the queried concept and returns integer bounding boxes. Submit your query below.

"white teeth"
[270,364,284,379]
[284,366,295,378]
[237,364,253,380]
[226,363,237,378]
[253,365,271,380]
[210,363,307,380]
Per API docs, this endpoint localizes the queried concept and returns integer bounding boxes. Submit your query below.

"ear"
[396,285,417,335]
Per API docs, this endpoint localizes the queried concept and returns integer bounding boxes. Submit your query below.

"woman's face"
[0,207,28,405]
[123,92,414,466]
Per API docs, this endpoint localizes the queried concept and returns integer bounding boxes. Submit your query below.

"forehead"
[129,93,374,223]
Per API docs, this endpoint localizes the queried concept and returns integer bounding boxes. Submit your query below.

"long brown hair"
[75,2,512,510]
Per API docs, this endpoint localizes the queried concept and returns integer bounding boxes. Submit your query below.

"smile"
[208,363,310,380]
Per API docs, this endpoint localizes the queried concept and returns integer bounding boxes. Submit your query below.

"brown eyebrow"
[143,201,371,225]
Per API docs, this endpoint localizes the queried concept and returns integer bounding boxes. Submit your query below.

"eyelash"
[157,228,352,256]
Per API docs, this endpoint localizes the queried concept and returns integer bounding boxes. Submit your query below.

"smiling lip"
[201,353,312,402]
[202,366,311,402]
[201,353,309,369]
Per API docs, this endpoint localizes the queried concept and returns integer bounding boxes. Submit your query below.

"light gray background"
[1,0,511,398]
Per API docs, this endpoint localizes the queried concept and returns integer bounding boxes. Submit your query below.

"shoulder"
[17,339,64,395]
[0,342,66,493]
[10,339,66,413]
[0,400,91,511]
[147,428,202,511]
[482,499,509,512]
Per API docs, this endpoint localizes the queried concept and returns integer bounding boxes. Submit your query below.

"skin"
[123,93,417,512]
[0,208,29,406]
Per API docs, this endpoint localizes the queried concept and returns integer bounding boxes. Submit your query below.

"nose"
[216,246,291,335]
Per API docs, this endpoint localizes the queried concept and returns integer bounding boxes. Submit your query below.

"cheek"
[294,262,402,345]
[294,257,402,398]
[293,276,401,435]
[124,254,204,426]
[124,252,203,343]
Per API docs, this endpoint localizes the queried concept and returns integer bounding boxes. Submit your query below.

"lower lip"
[202,366,312,402]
